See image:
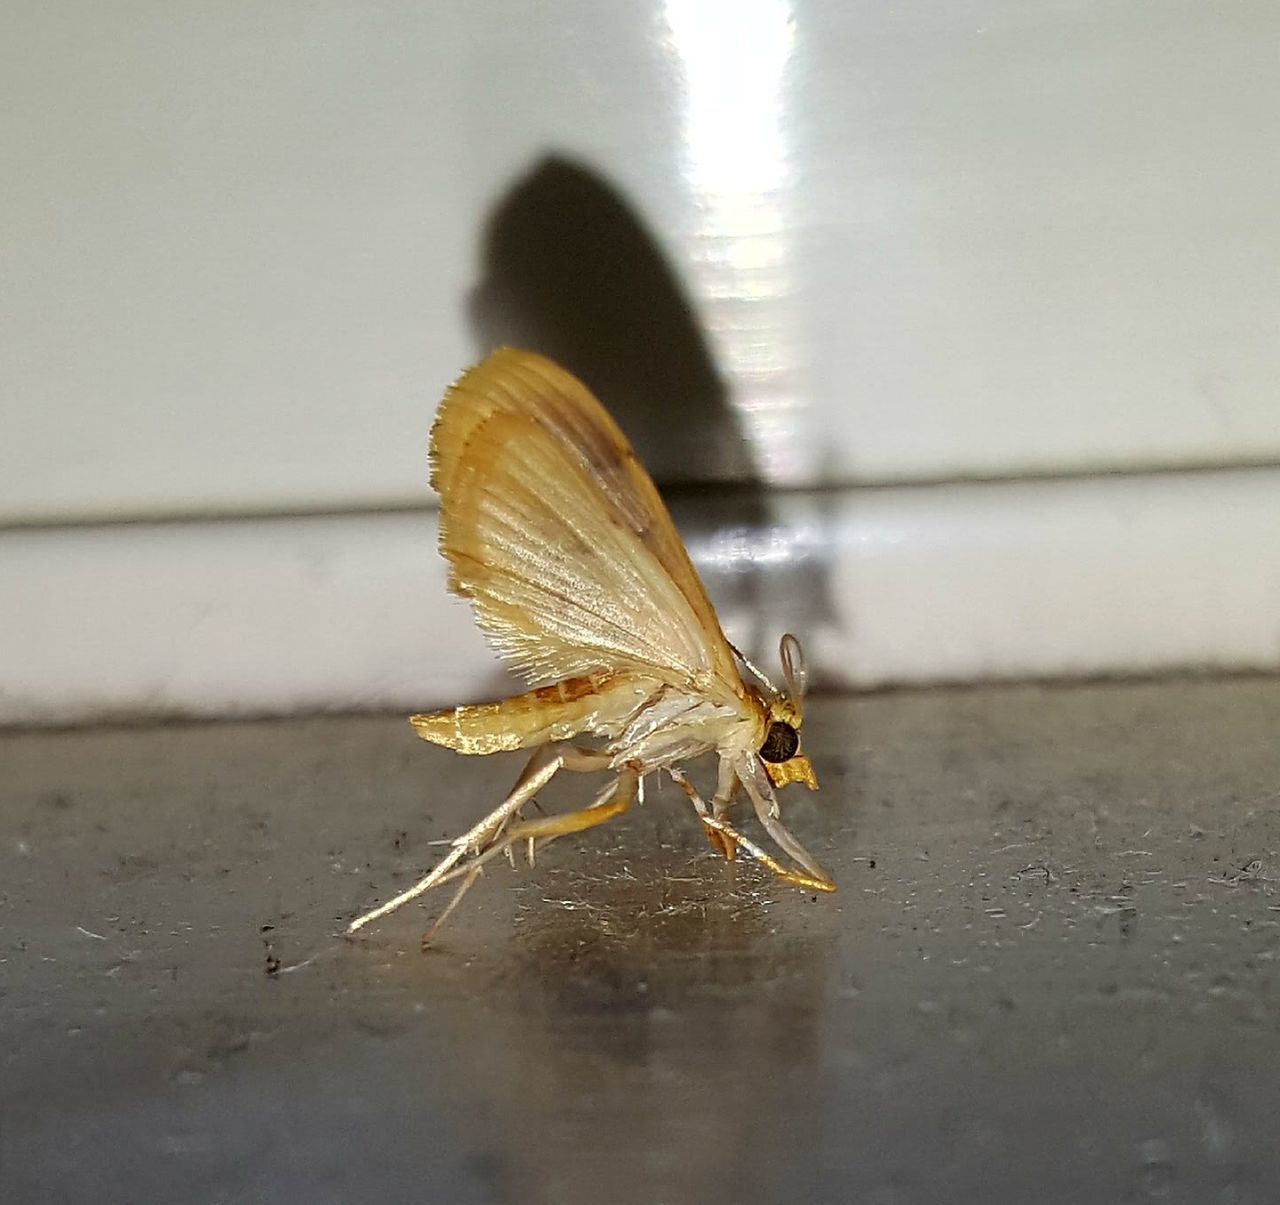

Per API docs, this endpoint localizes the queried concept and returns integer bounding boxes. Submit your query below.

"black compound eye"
[760,721,799,764]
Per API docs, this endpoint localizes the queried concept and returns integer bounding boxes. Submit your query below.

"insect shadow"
[466,153,839,688]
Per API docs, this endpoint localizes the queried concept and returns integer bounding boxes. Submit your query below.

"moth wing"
[430,348,745,704]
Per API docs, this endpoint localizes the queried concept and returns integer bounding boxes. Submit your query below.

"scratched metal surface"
[3,679,1280,1204]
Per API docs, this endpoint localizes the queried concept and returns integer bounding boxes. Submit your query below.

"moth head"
[758,633,818,791]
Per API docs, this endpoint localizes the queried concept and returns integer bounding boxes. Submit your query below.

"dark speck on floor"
[2,678,1280,1204]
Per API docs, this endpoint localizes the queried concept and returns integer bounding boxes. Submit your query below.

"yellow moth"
[347,348,834,943]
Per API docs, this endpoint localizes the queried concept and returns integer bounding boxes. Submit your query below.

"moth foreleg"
[699,814,836,894]
[736,755,835,890]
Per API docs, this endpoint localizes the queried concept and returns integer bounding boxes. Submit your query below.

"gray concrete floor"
[3,678,1280,1205]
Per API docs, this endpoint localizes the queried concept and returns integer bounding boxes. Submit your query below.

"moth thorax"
[760,720,799,764]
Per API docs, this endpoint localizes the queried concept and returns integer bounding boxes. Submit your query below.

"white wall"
[3,2,1279,723]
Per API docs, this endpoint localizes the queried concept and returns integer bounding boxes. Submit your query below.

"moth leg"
[344,741,610,937]
[419,863,485,949]
[425,768,639,894]
[699,814,836,894]
[710,757,741,861]
[736,756,836,890]
[668,762,740,862]
[666,766,709,817]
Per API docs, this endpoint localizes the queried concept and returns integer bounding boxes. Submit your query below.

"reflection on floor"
[3,678,1279,1203]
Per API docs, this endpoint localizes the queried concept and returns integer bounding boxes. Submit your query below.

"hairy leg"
[419,767,639,947]
[428,767,639,890]
[345,741,610,937]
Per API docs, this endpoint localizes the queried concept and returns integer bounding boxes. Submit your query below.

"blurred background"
[3,0,1279,725]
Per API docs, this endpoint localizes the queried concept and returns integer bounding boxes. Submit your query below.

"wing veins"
[430,349,747,703]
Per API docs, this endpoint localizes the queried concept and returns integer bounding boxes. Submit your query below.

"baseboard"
[3,467,1277,725]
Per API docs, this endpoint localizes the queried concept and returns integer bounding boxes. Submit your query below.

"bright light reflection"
[663,0,805,480]
[693,517,828,573]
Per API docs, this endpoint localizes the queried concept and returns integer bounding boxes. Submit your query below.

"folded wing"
[430,349,745,707]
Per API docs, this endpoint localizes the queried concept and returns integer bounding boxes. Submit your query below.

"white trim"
[3,468,1277,725]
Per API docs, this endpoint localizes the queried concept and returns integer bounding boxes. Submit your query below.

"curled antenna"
[729,642,779,696]
[779,633,808,718]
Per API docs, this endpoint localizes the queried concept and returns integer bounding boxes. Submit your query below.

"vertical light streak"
[663,0,804,480]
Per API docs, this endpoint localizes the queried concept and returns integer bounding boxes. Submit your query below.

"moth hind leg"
[344,741,611,939]
[419,767,639,948]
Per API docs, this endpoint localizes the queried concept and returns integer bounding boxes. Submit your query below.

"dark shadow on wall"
[468,155,756,487]
[467,154,837,679]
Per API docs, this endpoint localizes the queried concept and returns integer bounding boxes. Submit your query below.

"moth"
[347,348,834,943]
